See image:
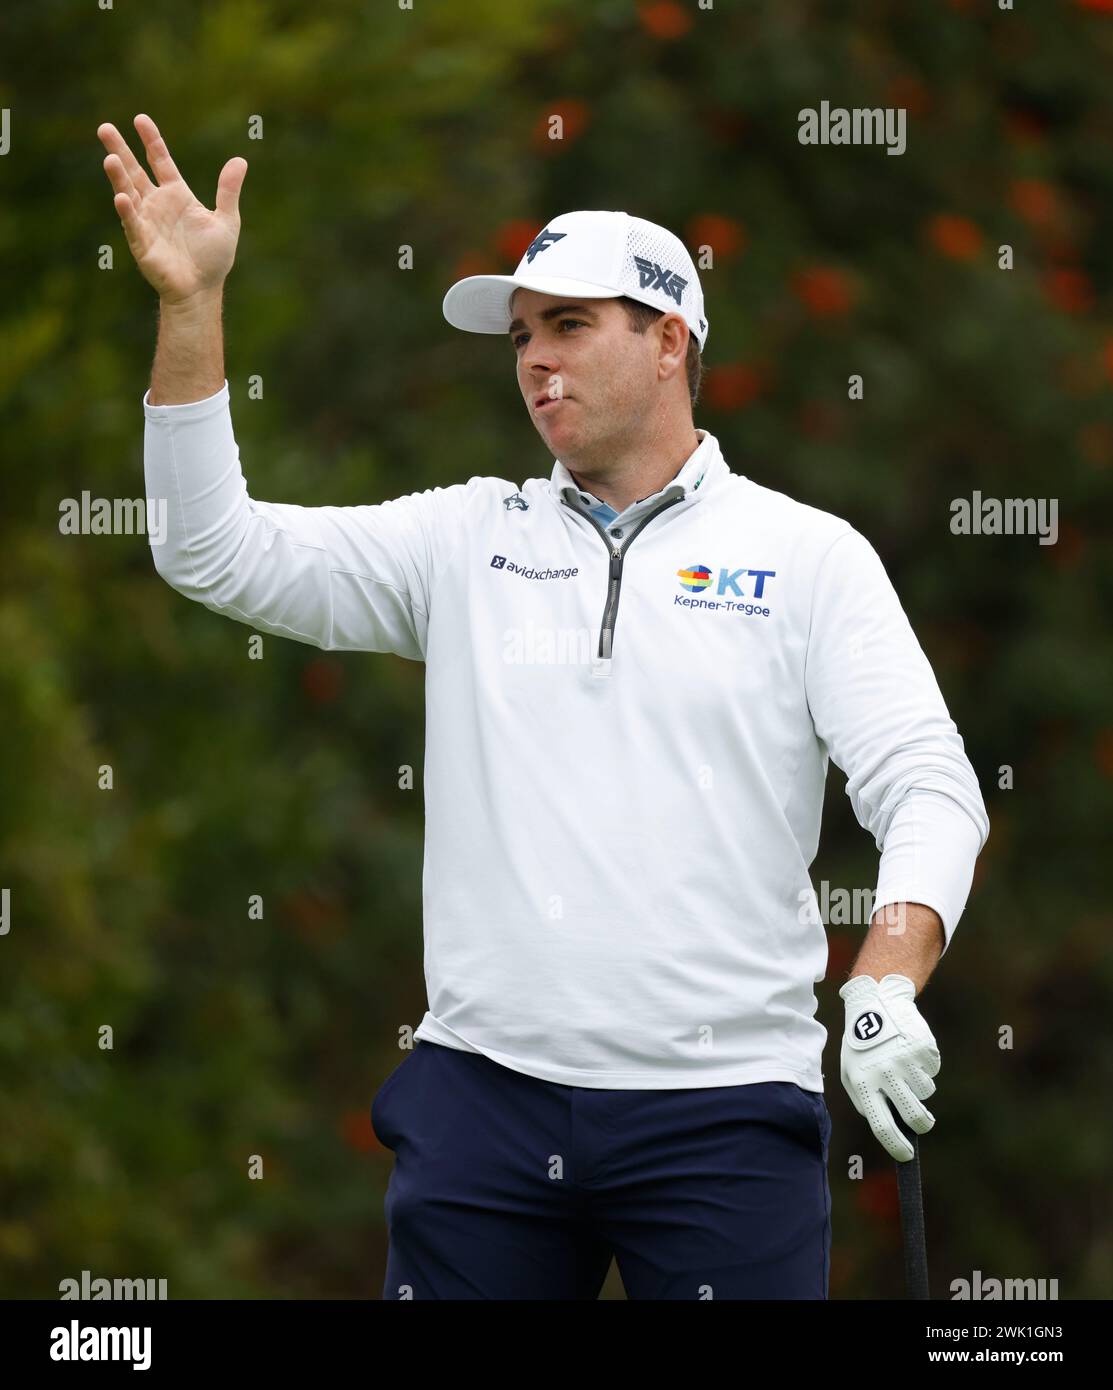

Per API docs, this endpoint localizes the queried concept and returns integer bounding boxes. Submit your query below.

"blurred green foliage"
[1,0,1111,1300]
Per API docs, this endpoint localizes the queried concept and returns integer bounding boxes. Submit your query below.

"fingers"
[96,122,154,198]
[904,1059,937,1101]
[214,156,247,220]
[101,153,141,215]
[846,1079,915,1160]
[111,190,138,232]
[869,1093,917,1162]
[881,1074,935,1136]
[132,112,183,186]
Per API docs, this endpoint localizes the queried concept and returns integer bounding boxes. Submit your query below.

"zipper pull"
[600,550,622,658]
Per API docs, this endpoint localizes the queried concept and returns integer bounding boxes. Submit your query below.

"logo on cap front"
[634,256,688,306]
[525,229,566,263]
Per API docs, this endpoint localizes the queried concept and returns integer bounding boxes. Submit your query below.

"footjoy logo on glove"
[674,562,777,618]
[853,1011,884,1042]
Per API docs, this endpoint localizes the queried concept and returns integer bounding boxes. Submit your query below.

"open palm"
[97,113,247,304]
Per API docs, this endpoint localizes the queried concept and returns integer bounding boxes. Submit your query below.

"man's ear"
[657,314,689,377]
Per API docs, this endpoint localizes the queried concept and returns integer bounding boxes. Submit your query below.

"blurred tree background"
[1,0,1111,1300]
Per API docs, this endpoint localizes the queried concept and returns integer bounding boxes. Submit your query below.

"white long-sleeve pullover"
[143,381,989,1090]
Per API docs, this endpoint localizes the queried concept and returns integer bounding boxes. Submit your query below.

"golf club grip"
[895,1119,930,1299]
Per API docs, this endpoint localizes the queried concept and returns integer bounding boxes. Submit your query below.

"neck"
[565,412,704,514]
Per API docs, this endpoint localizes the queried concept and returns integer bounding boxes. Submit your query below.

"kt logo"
[525,229,566,263]
[634,255,688,306]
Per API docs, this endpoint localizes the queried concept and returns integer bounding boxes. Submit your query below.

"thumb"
[215,156,247,220]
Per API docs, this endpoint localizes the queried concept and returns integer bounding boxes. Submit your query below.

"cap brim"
[442,273,622,336]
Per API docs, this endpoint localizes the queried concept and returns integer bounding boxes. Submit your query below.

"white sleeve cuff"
[871,788,986,956]
[142,379,229,419]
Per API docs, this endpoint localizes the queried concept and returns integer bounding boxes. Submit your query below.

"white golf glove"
[838,973,940,1163]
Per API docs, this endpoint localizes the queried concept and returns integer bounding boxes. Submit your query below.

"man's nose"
[522,338,559,374]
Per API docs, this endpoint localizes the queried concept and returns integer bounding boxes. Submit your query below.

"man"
[99,114,990,1300]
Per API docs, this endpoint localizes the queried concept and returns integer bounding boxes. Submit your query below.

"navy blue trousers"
[372,1039,832,1300]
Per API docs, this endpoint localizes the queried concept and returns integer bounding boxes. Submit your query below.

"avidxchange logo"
[674,562,777,617]
[491,554,579,581]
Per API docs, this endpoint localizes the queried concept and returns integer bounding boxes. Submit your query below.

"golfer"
[99,115,990,1301]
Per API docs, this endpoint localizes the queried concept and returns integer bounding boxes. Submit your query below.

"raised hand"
[96,114,247,305]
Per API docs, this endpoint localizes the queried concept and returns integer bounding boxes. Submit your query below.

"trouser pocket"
[371,1044,420,1149]
[786,1083,831,1157]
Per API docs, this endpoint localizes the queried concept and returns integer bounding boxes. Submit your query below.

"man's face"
[508,288,663,462]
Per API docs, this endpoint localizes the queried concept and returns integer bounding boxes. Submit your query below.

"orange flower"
[1046,521,1086,571]
[704,363,764,411]
[282,889,346,942]
[494,219,542,266]
[638,0,694,39]
[1003,108,1047,145]
[798,399,842,440]
[1095,730,1113,779]
[686,213,746,262]
[704,108,748,142]
[826,932,857,980]
[1043,266,1093,315]
[792,266,855,317]
[884,75,931,117]
[1077,421,1113,468]
[829,1249,855,1296]
[302,658,344,704]
[856,1171,900,1224]
[1009,178,1060,229]
[341,1109,379,1153]
[531,99,590,153]
[1056,351,1098,398]
[449,251,500,282]
[926,213,982,261]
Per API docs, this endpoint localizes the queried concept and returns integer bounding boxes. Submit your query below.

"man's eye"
[512,319,585,350]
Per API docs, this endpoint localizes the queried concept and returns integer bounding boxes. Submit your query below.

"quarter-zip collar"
[547,427,727,530]
[547,428,730,670]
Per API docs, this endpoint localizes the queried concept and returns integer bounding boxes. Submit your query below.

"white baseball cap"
[442,210,709,350]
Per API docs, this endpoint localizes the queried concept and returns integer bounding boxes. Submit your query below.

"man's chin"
[534,413,580,453]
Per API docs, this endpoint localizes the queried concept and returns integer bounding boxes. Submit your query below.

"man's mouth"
[534,393,569,413]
